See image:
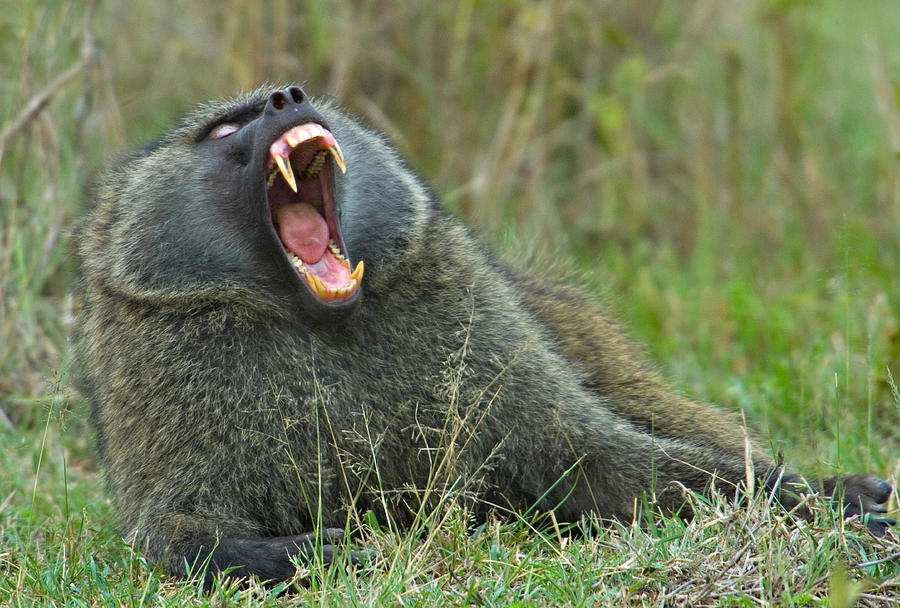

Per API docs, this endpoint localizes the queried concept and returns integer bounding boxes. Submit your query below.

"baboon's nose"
[265,86,312,116]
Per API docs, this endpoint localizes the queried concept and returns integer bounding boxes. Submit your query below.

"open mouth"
[266,123,363,303]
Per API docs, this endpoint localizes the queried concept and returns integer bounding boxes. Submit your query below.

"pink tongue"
[273,203,329,264]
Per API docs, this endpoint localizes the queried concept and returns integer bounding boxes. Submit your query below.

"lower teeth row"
[287,250,358,298]
[287,239,351,274]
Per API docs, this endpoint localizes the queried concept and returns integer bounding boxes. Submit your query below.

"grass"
[2,0,900,605]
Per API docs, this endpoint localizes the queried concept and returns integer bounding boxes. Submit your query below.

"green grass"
[2,0,900,605]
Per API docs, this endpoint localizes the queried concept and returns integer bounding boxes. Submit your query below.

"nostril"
[270,91,288,110]
[288,87,305,104]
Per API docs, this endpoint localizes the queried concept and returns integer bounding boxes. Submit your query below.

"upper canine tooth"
[328,142,347,174]
[274,155,298,192]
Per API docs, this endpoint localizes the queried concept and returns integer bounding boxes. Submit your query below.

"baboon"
[73,85,894,586]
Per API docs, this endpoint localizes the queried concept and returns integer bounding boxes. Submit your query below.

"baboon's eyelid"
[197,103,262,141]
[209,123,240,139]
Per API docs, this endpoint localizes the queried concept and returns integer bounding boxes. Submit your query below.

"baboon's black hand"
[824,474,896,536]
[196,527,357,588]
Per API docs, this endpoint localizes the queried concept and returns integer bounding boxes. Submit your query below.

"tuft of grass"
[2,0,900,605]
[4,418,899,607]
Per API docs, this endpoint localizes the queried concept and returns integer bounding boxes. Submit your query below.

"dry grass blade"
[0,0,97,169]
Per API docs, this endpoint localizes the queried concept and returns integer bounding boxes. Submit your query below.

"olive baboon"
[73,86,894,585]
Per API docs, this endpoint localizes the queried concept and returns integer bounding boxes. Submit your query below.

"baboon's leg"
[537,397,750,522]
[516,274,895,533]
[514,275,771,464]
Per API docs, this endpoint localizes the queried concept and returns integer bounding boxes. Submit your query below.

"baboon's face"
[193,86,362,317]
[92,85,428,321]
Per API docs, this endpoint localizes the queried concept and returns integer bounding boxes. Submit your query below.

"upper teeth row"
[268,123,347,193]
[284,123,332,148]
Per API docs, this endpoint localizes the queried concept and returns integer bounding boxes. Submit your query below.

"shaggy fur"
[73,86,894,585]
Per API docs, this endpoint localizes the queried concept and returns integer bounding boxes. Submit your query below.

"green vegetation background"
[1,1,899,605]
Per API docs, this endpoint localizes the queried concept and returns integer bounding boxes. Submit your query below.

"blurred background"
[1,0,899,475]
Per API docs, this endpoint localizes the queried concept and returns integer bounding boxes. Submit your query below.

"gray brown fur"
[73,86,893,586]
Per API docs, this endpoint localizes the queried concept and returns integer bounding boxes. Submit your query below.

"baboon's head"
[83,85,429,321]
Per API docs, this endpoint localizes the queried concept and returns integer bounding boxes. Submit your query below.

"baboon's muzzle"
[256,87,363,310]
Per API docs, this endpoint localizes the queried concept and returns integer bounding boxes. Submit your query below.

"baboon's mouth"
[266,123,363,303]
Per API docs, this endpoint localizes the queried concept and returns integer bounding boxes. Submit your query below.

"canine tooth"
[350,260,364,282]
[274,155,298,192]
[328,143,347,174]
[310,274,327,297]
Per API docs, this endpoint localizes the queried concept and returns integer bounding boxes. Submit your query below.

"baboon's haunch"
[74,86,895,586]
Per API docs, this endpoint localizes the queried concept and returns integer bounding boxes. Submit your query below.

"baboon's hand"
[295,528,371,569]
[823,474,895,536]
[198,527,368,587]
[293,527,345,565]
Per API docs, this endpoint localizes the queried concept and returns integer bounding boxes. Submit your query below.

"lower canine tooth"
[350,260,364,282]
[311,274,327,297]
